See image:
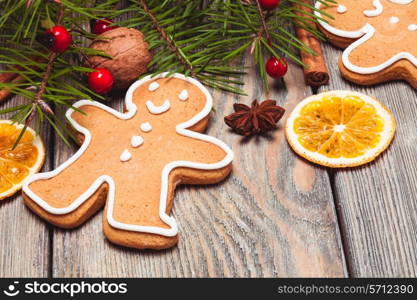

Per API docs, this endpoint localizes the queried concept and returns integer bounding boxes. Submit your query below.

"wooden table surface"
[1,41,416,278]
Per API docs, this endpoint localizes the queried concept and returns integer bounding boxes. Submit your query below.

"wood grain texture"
[50,52,346,277]
[320,43,417,277]
[0,95,50,277]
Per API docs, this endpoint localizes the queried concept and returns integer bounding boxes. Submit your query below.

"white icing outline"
[315,1,417,74]
[146,99,171,114]
[363,0,383,17]
[22,73,234,237]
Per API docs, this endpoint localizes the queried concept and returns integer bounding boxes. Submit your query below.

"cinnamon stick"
[0,75,24,102]
[294,0,329,87]
[0,72,19,84]
[0,56,45,102]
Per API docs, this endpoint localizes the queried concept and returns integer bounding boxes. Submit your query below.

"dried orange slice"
[285,91,396,168]
[0,120,45,199]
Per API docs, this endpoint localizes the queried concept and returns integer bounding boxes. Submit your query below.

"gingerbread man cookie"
[22,73,233,250]
[315,0,417,88]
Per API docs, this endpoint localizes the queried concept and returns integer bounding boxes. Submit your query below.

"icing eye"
[148,81,160,91]
[337,4,347,14]
[178,89,189,101]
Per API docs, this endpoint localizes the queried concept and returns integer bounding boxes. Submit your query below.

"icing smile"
[146,99,171,114]
[363,0,383,17]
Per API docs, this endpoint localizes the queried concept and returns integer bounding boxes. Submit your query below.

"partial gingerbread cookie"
[22,74,233,250]
[315,0,417,88]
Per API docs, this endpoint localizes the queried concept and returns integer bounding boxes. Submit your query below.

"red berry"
[258,0,280,10]
[88,68,114,94]
[92,18,117,35]
[45,26,72,53]
[266,57,288,79]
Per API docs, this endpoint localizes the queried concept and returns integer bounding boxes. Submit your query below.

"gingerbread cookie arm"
[22,100,138,227]
[341,27,417,74]
[315,1,417,87]
[164,133,233,183]
[338,57,417,89]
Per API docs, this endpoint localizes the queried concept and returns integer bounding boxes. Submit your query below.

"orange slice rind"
[285,91,396,168]
[0,120,45,199]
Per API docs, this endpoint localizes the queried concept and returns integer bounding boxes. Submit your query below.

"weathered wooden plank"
[0,95,50,277]
[51,51,346,277]
[320,43,417,277]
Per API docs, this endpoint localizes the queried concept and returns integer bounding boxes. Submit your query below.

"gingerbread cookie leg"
[22,145,112,228]
[103,136,232,250]
[101,170,182,250]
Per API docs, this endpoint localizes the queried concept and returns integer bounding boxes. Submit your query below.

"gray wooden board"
[320,43,417,277]
[50,54,347,277]
[0,95,51,277]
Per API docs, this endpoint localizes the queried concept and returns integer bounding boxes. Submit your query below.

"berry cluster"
[87,18,118,94]
[41,19,118,94]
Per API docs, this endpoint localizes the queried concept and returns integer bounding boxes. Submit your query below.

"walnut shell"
[85,27,152,90]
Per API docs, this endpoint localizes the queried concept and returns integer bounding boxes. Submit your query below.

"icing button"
[120,149,132,162]
[389,16,399,24]
[408,24,417,31]
[131,135,144,148]
[140,122,152,132]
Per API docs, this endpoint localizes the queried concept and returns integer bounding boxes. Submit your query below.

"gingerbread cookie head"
[129,76,211,129]
[22,73,233,250]
[315,0,417,88]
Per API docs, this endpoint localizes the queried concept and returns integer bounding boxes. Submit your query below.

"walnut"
[85,27,152,90]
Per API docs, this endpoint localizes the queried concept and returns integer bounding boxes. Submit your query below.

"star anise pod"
[224,99,285,136]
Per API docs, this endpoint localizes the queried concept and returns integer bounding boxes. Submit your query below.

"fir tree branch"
[124,0,245,94]
[14,2,66,148]
[137,0,195,77]
[32,3,65,113]
[255,0,272,46]
[0,0,121,147]
[0,0,336,146]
